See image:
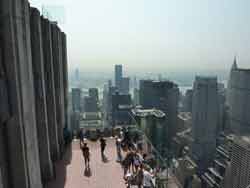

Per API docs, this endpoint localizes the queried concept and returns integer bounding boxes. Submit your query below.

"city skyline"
[30,0,250,72]
[2,0,250,188]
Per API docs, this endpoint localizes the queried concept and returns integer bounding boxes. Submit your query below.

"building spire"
[232,55,238,70]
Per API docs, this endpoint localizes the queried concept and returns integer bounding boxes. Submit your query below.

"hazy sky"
[30,0,250,73]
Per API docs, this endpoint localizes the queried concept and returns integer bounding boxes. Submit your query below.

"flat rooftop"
[178,112,192,120]
[132,108,166,118]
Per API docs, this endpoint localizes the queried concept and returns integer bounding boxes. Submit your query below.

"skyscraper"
[226,136,250,188]
[83,96,98,112]
[89,88,99,102]
[111,92,132,126]
[192,76,218,171]
[72,88,81,112]
[227,58,250,135]
[139,80,179,144]
[120,77,130,94]
[115,64,123,90]
[183,89,193,112]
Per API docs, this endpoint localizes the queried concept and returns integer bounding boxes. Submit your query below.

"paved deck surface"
[46,138,180,188]
[47,138,125,188]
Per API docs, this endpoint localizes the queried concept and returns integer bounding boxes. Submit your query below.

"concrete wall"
[51,24,65,156]
[0,0,69,187]
[61,32,69,129]
[0,126,9,188]
[41,17,60,162]
[30,7,53,182]
[0,0,43,187]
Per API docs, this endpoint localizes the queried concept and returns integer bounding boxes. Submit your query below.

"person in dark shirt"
[100,137,107,157]
[81,143,90,168]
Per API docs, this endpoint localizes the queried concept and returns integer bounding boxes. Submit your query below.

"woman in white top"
[143,167,154,188]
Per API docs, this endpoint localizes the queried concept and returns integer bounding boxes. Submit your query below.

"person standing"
[136,164,144,188]
[143,167,154,188]
[81,142,90,168]
[133,153,141,173]
[116,137,122,162]
[100,137,107,157]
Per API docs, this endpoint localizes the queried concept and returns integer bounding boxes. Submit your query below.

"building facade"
[227,136,250,188]
[132,108,166,153]
[115,64,123,90]
[192,76,218,171]
[111,92,132,126]
[139,80,179,144]
[72,88,81,112]
[89,88,99,102]
[121,77,130,94]
[183,89,193,113]
[227,59,250,135]
[84,96,98,112]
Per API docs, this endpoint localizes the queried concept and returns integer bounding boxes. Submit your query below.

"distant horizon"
[30,0,250,72]
[68,65,230,79]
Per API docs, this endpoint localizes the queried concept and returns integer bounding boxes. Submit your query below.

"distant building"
[218,89,227,134]
[192,76,219,171]
[111,92,132,126]
[227,58,250,135]
[72,88,81,112]
[107,86,118,120]
[177,112,192,133]
[200,133,233,188]
[84,96,98,112]
[225,136,250,188]
[133,88,140,105]
[115,64,123,90]
[79,112,102,130]
[132,108,166,153]
[108,79,112,88]
[103,84,109,114]
[175,156,202,188]
[139,80,179,143]
[70,111,80,133]
[89,88,99,102]
[75,68,80,83]
[172,129,193,158]
[183,89,193,112]
[121,77,130,94]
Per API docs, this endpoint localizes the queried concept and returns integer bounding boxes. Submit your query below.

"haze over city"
[30,0,250,73]
[1,0,250,188]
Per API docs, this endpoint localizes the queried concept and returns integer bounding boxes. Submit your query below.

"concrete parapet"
[30,7,54,182]
[0,0,43,187]
[51,23,65,156]
[41,17,60,162]
[0,0,69,186]
[61,32,69,129]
